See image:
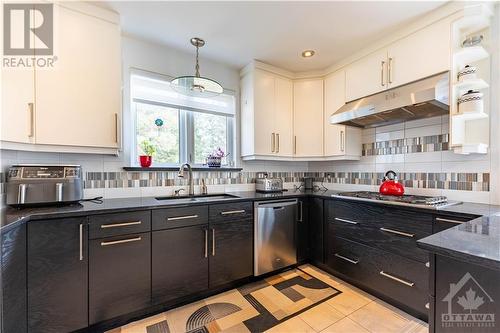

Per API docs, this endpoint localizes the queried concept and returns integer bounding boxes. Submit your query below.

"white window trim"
[130,70,236,167]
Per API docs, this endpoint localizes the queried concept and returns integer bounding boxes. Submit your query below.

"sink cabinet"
[89,232,151,324]
[27,217,88,333]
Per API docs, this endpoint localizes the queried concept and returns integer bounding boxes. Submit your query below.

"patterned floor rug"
[115,268,341,333]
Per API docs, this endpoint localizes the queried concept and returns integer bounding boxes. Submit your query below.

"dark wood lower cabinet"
[432,255,499,333]
[209,219,253,287]
[27,217,88,333]
[297,198,309,262]
[89,232,151,324]
[309,198,324,264]
[152,225,209,304]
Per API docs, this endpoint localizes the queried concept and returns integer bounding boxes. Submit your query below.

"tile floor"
[109,264,428,333]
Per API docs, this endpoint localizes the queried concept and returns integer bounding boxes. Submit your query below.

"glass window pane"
[135,102,179,164]
[193,112,228,164]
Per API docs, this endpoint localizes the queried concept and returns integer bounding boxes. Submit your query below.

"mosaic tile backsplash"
[83,170,489,192]
[362,134,449,156]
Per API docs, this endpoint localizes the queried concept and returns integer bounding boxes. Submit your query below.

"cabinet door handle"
[380,271,414,287]
[388,57,393,84]
[340,130,345,152]
[294,136,297,154]
[101,237,142,246]
[204,229,208,258]
[271,133,275,153]
[435,217,464,224]
[380,227,414,238]
[381,61,386,86]
[276,133,280,153]
[79,224,84,261]
[298,201,303,222]
[17,184,27,204]
[114,113,119,143]
[220,210,245,215]
[101,221,142,229]
[334,253,359,264]
[334,217,358,225]
[425,303,430,309]
[212,228,216,256]
[28,103,34,138]
[167,214,198,221]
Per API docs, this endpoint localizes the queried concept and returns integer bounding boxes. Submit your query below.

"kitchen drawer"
[326,235,378,287]
[89,211,151,239]
[369,209,432,262]
[209,202,253,224]
[433,214,475,233]
[327,234,429,318]
[327,212,374,245]
[328,199,381,225]
[152,206,208,230]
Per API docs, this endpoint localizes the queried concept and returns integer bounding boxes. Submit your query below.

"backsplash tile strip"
[73,170,489,192]
[363,134,449,156]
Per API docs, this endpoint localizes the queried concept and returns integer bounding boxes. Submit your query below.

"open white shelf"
[453,143,489,155]
[453,46,489,68]
[453,78,489,94]
[452,111,488,121]
[457,3,494,34]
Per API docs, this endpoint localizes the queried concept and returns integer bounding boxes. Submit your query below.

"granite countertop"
[3,189,500,268]
[418,214,500,270]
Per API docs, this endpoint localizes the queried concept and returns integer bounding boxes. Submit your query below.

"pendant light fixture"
[171,37,223,97]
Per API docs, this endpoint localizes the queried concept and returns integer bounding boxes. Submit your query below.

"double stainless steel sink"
[155,193,240,204]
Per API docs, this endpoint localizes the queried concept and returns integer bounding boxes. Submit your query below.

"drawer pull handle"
[334,217,358,225]
[167,214,199,221]
[101,221,142,229]
[425,303,430,309]
[220,210,245,215]
[379,271,415,287]
[101,237,142,246]
[334,253,359,264]
[380,227,414,238]
[435,217,465,224]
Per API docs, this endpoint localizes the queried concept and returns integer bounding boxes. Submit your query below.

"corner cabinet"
[293,79,324,157]
[324,70,362,158]
[0,3,121,154]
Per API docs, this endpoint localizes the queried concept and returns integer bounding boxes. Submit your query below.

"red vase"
[139,155,152,167]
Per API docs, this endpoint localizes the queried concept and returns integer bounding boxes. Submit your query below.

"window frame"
[130,72,235,167]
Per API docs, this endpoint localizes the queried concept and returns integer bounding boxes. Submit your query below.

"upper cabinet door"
[345,48,388,102]
[324,70,347,156]
[35,5,121,148]
[1,68,35,144]
[387,19,450,88]
[293,79,324,157]
[253,70,276,155]
[274,76,293,157]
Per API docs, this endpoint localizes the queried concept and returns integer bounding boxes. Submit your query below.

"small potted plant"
[139,140,156,168]
[207,147,228,168]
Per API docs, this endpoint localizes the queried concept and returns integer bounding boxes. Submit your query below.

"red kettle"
[379,170,405,196]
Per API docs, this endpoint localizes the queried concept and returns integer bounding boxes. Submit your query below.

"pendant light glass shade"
[171,37,224,97]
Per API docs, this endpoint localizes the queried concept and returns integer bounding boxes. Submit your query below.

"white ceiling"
[98,1,447,72]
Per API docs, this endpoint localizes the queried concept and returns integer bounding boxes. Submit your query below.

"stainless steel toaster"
[255,176,283,193]
[6,165,83,207]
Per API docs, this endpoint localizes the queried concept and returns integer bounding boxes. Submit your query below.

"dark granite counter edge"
[417,235,500,271]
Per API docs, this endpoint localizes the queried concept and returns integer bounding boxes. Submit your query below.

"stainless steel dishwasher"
[254,199,297,276]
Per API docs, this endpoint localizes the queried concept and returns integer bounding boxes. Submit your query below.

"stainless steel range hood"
[330,72,449,128]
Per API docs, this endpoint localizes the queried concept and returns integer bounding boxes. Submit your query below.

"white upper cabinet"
[324,70,362,157]
[345,18,451,102]
[387,19,450,88]
[345,48,388,102]
[0,3,121,153]
[240,68,293,158]
[35,5,121,149]
[274,77,294,156]
[1,67,35,144]
[293,79,324,157]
